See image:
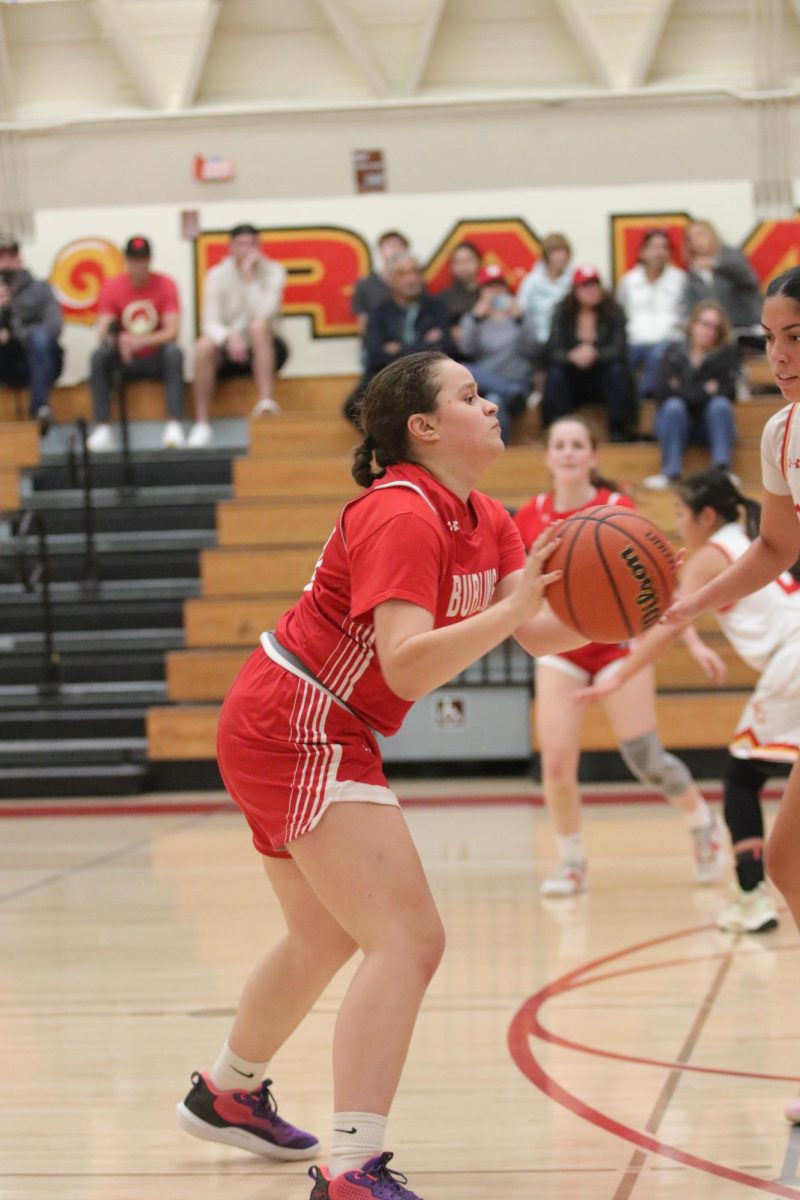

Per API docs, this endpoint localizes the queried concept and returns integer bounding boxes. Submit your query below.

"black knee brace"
[723,756,770,846]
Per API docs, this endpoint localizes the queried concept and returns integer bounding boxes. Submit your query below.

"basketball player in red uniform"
[176,350,586,1200]
[513,415,726,897]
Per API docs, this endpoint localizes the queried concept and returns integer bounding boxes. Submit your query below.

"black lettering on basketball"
[620,546,661,628]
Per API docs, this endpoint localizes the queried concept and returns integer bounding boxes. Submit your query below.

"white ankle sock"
[330,1111,387,1175]
[684,797,712,831]
[209,1040,267,1092]
[556,832,585,864]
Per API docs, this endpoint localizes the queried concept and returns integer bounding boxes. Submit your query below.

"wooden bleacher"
[0,366,783,768]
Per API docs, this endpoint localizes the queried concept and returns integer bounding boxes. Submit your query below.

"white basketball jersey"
[708,522,800,671]
[761,400,800,513]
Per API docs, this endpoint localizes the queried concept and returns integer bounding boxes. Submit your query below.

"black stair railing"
[67,416,100,588]
[15,509,60,695]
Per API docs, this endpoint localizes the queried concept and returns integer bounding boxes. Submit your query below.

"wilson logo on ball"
[620,546,661,629]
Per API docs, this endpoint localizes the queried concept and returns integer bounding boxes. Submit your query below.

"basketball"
[545,505,677,642]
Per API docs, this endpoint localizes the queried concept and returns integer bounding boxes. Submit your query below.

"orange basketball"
[545,505,677,642]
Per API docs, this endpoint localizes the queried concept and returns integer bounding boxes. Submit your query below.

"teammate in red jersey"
[176,351,587,1200]
[513,415,727,898]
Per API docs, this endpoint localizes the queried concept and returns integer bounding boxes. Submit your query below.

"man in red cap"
[86,236,184,452]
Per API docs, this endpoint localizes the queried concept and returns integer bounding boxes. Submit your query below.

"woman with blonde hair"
[645,300,740,490]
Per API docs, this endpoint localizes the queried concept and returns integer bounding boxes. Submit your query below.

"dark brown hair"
[352,351,448,488]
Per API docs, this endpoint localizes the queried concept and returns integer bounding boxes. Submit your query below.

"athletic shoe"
[86,423,114,452]
[252,397,282,416]
[187,421,213,448]
[308,1152,424,1199]
[643,473,673,491]
[162,420,186,448]
[717,883,779,933]
[36,405,53,437]
[540,860,587,898]
[786,1096,800,1124]
[176,1071,319,1160]
[692,815,727,884]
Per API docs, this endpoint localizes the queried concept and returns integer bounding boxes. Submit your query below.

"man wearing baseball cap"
[86,236,185,452]
[0,235,63,434]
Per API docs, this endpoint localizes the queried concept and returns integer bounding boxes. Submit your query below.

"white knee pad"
[619,730,692,798]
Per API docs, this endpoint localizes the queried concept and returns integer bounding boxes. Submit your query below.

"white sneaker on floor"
[187,421,213,448]
[691,814,727,884]
[718,882,779,934]
[252,397,281,416]
[162,420,186,448]
[786,1096,800,1124]
[540,860,587,898]
[643,473,671,491]
[86,423,114,453]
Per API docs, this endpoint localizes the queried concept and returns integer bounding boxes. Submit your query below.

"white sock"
[683,797,712,831]
[556,832,585,864]
[330,1111,387,1175]
[209,1040,267,1092]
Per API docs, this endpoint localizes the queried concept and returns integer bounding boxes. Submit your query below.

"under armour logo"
[789,458,800,469]
[446,519,460,531]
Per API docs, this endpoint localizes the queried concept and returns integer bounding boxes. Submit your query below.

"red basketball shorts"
[216,648,399,857]
[537,640,629,684]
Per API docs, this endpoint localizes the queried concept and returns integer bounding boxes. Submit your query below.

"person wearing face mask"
[457,264,538,443]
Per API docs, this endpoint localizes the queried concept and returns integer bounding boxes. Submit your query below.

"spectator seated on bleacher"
[458,264,538,443]
[351,229,410,343]
[616,228,686,400]
[517,232,573,346]
[344,253,454,425]
[683,219,763,348]
[87,236,184,452]
[192,223,288,447]
[644,301,740,491]
[542,265,637,442]
[0,234,63,436]
[436,240,483,344]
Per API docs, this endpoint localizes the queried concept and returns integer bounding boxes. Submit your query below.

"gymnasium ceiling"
[1,0,799,125]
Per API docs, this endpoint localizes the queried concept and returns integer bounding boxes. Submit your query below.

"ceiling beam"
[551,0,612,89]
[175,0,220,110]
[315,0,388,97]
[402,0,448,96]
[626,0,677,89]
[91,0,162,110]
[0,6,14,119]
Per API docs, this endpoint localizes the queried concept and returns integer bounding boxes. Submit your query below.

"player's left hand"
[574,674,623,705]
[688,640,726,683]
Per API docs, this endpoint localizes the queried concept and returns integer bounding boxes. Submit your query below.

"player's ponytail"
[351,350,447,489]
[677,468,762,539]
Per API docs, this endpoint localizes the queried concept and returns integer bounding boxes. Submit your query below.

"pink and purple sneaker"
[308,1152,424,1199]
[176,1070,319,1160]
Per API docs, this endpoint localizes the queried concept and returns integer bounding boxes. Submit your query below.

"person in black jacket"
[542,265,636,440]
[644,301,740,490]
[0,235,63,433]
[344,253,454,424]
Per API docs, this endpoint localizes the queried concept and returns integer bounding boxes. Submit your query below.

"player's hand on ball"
[512,526,563,619]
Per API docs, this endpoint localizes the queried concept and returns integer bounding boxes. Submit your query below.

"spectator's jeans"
[542,360,636,437]
[90,341,184,423]
[469,363,528,443]
[628,339,674,398]
[0,327,63,415]
[654,394,736,479]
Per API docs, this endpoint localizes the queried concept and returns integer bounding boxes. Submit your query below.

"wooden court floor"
[3,783,800,1199]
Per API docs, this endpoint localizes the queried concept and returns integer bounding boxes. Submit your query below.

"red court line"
[0,787,785,819]
[508,922,800,1197]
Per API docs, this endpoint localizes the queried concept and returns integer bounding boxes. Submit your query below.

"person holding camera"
[0,235,63,435]
[86,236,184,452]
[457,264,538,442]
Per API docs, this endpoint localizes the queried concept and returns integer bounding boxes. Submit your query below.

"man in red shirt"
[87,236,185,451]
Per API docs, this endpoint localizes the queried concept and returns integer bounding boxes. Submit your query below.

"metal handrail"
[16,508,60,694]
[67,417,100,588]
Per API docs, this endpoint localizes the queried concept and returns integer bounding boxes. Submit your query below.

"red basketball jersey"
[512,486,634,550]
[274,462,526,736]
